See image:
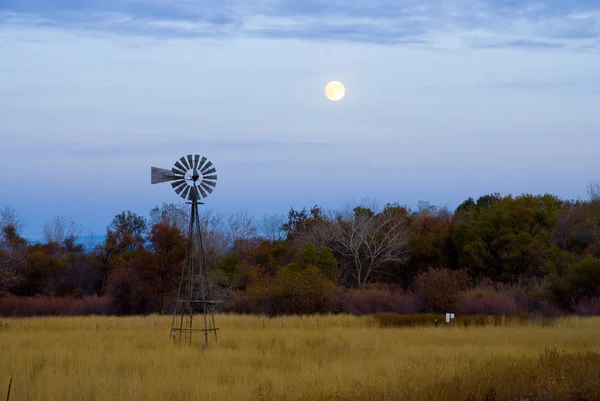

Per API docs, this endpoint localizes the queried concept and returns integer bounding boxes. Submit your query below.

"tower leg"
[169,193,220,346]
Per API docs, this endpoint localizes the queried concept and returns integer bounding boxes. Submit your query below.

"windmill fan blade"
[203,179,216,187]
[181,186,191,199]
[171,167,186,176]
[197,185,208,198]
[203,168,217,175]
[194,154,200,169]
[171,179,185,188]
[174,183,186,195]
[201,161,213,173]
[198,156,207,170]
[187,186,197,201]
[180,157,191,170]
[187,155,194,169]
[151,167,181,184]
[203,175,217,181]
[200,182,213,193]
[174,161,187,173]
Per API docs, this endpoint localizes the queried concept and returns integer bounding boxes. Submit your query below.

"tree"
[329,204,410,287]
[225,210,257,247]
[453,194,563,282]
[197,209,258,270]
[0,223,27,295]
[414,267,469,312]
[54,253,100,296]
[292,243,340,282]
[285,205,335,247]
[588,181,600,203]
[135,223,186,313]
[107,211,147,252]
[404,206,455,286]
[260,213,286,242]
[282,205,329,244]
[42,216,82,247]
[0,205,25,235]
[95,211,147,295]
[12,242,65,296]
[149,202,189,234]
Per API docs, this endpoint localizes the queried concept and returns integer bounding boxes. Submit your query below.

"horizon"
[1,0,599,241]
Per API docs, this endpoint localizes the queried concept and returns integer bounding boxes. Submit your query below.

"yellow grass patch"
[1,315,599,400]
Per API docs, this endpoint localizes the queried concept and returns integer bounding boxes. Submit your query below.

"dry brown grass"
[1,314,599,401]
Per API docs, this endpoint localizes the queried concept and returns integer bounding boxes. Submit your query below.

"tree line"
[1,182,600,317]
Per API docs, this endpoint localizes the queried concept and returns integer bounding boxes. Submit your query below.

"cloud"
[1,0,599,49]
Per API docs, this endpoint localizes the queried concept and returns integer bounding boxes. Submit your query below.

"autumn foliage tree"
[134,223,186,314]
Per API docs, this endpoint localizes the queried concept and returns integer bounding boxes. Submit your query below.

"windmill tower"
[151,154,220,346]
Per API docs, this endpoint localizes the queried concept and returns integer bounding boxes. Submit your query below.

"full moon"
[325,81,345,102]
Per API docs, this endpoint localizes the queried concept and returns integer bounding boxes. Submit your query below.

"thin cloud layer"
[2,0,600,49]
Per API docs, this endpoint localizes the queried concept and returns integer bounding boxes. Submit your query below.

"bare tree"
[588,181,600,202]
[42,216,81,244]
[225,210,257,246]
[0,205,24,234]
[0,207,27,294]
[260,213,286,242]
[0,245,26,293]
[149,202,189,234]
[196,209,258,268]
[282,205,332,246]
[329,204,409,287]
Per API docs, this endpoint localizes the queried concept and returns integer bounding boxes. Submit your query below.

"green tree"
[247,265,335,316]
[292,242,339,282]
[452,194,563,282]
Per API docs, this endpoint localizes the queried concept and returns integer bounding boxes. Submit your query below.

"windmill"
[151,154,220,346]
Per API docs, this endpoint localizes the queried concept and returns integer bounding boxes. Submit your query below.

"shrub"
[573,296,600,316]
[342,285,416,315]
[106,267,154,315]
[223,291,252,314]
[246,265,335,316]
[414,267,469,312]
[0,294,116,316]
[456,288,525,316]
[564,256,600,301]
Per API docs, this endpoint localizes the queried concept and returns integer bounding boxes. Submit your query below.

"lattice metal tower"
[150,154,220,346]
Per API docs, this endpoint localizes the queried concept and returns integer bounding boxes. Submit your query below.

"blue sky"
[1,0,599,241]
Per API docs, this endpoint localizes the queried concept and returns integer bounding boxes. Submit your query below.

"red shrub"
[342,286,416,315]
[414,267,469,312]
[0,295,116,316]
[223,291,252,314]
[574,297,600,316]
[456,289,525,316]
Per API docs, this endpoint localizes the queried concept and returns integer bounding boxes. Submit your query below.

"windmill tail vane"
[151,154,221,347]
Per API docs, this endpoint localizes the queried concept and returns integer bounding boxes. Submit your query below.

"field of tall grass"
[1,314,600,401]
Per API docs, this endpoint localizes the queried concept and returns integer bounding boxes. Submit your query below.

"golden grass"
[1,314,600,401]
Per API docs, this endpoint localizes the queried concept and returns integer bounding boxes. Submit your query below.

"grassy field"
[1,314,600,401]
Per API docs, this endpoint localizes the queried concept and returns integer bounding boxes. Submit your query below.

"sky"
[1,0,599,242]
